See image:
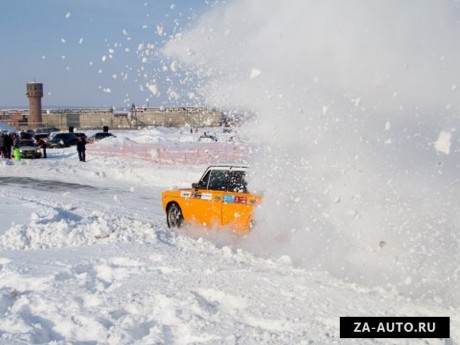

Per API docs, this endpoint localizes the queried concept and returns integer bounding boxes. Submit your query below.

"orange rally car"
[161,165,262,233]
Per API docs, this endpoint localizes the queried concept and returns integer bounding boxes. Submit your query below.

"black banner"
[340,317,450,338]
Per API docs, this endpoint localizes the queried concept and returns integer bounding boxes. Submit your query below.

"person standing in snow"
[36,137,47,158]
[12,134,21,161]
[76,136,86,162]
[0,132,5,158]
[4,132,13,159]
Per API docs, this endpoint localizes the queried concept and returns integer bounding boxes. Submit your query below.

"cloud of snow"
[434,130,452,155]
[147,83,159,96]
[163,0,460,305]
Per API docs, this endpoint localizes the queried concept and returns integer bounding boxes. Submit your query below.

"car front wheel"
[167,203,183,228]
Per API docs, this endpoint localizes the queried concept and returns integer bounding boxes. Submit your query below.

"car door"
[221,170,254,232]
[188,169,227,228]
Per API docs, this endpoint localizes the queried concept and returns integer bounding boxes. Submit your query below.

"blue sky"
[0,0,213,109]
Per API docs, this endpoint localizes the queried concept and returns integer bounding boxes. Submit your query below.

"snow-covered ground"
[0,127,457,344]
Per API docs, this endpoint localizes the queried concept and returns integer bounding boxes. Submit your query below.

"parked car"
[161,165,262,233]
[198,132,218,142]
[19,139,42,159]
[47,132,78,148]
[87,132,116,143]
[33,133,49,141]
[19,131,34,140]
[74,132,87,140]
[35,127,60,134]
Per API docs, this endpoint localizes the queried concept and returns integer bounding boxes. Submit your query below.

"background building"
[26,82,43,129]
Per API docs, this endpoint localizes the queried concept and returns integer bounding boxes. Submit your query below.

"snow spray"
[163,0,460,306]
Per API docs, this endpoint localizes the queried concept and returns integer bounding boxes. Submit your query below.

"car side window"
[227,171,248,193]
[208,170,228,191]
[196,168,248,192]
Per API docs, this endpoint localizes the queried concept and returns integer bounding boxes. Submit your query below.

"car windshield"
[49,133,62,139]
[50,133,73,139]
[20,140,35,147]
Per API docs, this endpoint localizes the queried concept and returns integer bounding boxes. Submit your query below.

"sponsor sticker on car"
[180,191,192,198]
[192,192,212,200]
[201,193,212,201]
[223,195,235,203]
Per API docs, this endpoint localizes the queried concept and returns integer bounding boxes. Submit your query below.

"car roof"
[206,164,249,170]
[89,132,112,136]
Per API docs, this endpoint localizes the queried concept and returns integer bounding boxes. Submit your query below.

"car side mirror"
[192,183,198,189]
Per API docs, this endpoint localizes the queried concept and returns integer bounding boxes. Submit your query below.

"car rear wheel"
[167,203,183,228]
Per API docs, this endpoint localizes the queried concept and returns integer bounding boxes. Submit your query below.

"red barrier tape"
[88,142,252,165]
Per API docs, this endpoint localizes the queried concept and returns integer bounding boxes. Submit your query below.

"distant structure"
[26,82,43,128]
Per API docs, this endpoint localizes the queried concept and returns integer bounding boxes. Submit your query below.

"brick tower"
[26,82,43,128]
